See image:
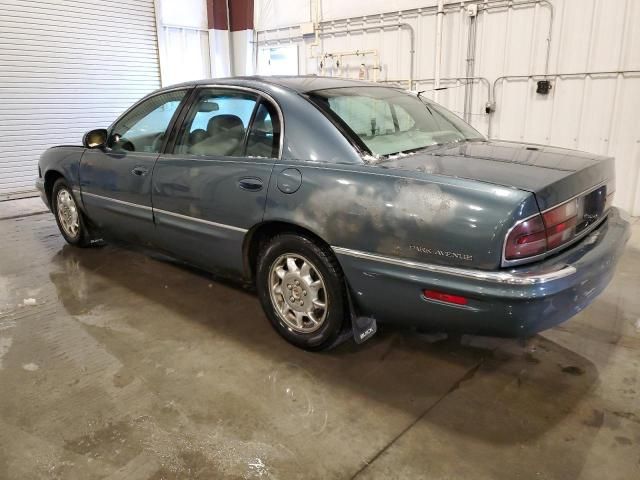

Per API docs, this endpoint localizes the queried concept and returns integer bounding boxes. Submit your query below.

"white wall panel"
[0,0,161,198]
[255,0,640,214]
[161,26,210,86]
[161,0,207,29]
[156,0,211,86]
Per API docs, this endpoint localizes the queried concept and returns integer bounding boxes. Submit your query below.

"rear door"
[151,86,282,275]
[79,88,190,244]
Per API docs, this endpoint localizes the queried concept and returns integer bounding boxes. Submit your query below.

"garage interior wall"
[254,0,640,216]
[2,0,638,215]
[0,0,162,199]
[155,0,211,85]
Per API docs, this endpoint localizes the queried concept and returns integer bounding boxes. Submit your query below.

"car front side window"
[109,90,188,153]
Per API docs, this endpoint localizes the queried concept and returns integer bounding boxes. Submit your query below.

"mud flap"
[346,285,377,344]
[352,315,377,344]
[325,284,377,349]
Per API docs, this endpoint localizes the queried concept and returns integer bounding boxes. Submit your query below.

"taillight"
[504,214,547,260]
[505,193,610,262]
[543,199,578,249]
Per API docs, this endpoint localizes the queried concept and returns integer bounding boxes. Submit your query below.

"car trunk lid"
[379,140,615,210]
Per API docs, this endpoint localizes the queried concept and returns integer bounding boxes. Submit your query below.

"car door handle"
[237,178,263,191]
[131,166,149,176]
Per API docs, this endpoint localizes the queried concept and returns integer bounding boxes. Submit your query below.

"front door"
[151,87,282,275]
[79,89,190,244]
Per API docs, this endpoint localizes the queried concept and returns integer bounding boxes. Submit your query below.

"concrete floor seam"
[0,211,49,221]
[349,358,486,480]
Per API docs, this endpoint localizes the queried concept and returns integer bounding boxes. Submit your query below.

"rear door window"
[174,89,258,157]
[245,101,281,158]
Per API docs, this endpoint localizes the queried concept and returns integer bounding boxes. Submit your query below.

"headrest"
[207,114,244,135]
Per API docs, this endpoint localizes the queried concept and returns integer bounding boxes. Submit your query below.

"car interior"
[189,114,246,156]
[183,99,279,158]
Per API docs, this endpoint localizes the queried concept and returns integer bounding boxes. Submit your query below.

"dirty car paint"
[36,76,631,339]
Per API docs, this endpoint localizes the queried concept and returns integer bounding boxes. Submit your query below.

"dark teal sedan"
[36,76,631,350]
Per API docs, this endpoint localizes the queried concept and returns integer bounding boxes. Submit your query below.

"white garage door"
[0,0,162,198]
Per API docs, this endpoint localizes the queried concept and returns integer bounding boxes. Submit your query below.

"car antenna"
[418,87,450,98]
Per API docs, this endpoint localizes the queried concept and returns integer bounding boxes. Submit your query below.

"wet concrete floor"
[0,199,639,479]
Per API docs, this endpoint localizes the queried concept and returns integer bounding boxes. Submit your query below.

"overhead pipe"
[383,76,491,90]
[434,0,445,102]
[488,70,640,138]
[463,4,478,122]
[258,22,415,89]
[381,76,492,111]
[254,0,553,91]
[318,49,381,81]
[315,23,415,88]
[308,0,322,65]
[255,2,552,53]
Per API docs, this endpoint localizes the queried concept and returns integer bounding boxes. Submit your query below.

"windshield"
[309,86,485,157]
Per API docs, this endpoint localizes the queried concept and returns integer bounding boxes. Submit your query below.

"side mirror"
[83,129,108,149]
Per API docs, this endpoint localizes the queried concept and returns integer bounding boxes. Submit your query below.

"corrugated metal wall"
[0,0,162,198]
[255,0,640,215]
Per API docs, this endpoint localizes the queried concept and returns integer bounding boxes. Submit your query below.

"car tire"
[256,233,349,351]
[51,178,93,247]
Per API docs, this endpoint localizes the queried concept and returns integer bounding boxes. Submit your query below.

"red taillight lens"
[543,199,577,226]
[543,199,578,249]
[505,198,581,262]
[423,290,468,305]
[504,215,547,260]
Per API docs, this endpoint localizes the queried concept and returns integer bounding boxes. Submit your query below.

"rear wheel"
[256,233,348,350]
[51,178,93,247]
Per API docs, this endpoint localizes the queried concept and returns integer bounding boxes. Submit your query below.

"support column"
[207,0,231,77]
[207,0,254,78]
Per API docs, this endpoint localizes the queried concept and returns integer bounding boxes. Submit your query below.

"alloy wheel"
[268,253,328,333]
[56,189,79,239]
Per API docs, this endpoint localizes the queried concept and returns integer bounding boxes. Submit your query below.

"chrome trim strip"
[82,191,152,211]
[332,246,576,285]
[81,192,248,232]
[501,181,610,268]
[540,180,608,214]
[154,208,248,233]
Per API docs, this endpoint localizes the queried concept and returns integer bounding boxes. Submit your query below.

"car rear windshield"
[308,86,485,157]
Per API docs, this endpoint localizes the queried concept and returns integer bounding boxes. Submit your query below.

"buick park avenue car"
[36,76,630,350]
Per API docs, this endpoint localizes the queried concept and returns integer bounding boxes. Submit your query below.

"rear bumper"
[335,207,631,337]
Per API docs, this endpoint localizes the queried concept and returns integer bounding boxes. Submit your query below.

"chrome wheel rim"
[56,189,79,238]
[268,253,328,333]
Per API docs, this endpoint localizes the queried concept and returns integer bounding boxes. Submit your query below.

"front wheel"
[51,178,93,247]
[256,233,349,350]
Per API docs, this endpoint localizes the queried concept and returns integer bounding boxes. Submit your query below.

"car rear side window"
[174,90,259,157]
[245,101,281,158]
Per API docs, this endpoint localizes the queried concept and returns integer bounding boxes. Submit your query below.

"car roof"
[164,75,397,94]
